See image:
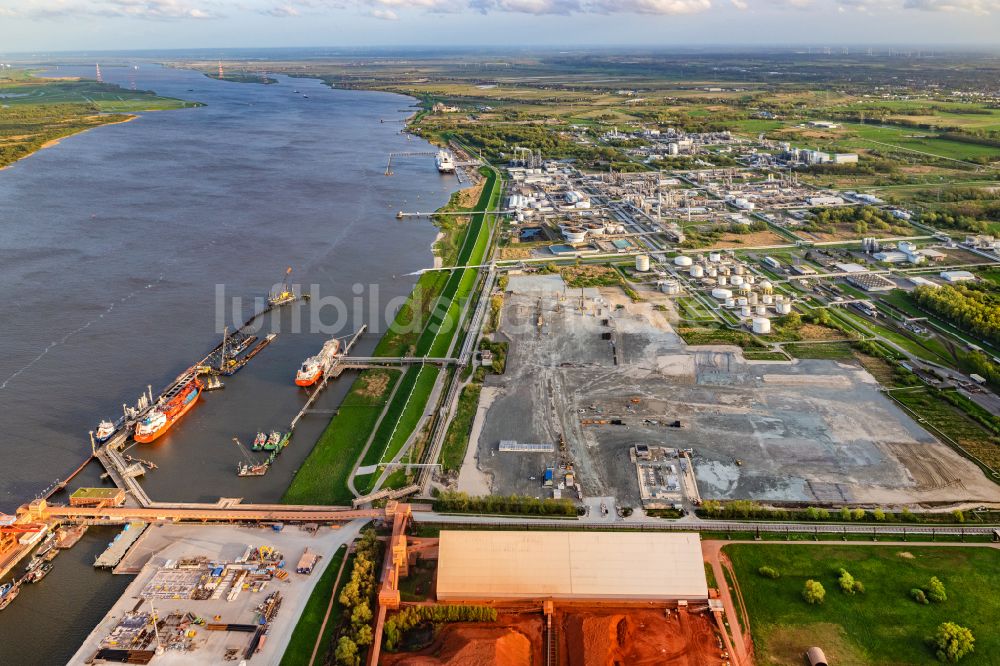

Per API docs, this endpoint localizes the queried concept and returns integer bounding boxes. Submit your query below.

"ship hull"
[134,386,201,444]
[295,371,322,387]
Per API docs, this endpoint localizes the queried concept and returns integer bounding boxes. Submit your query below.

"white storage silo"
[718,275,728,286]
[776,301,792,315]
[755,305,767,316]
[752,317,771,334]
[690,265,705,278]
[737,297,748,306]
[707,267,718,278]
[762,294,774,305]
[674,255,693,267]
[725,297,736,308]
[748,292,759,305]
[636,255,650,272]
[731,275,744,287]
[712,288,733,300]
[709,252,722,263]
[759,280,773,294]
[734,264,745,275]
[740,305,752,317]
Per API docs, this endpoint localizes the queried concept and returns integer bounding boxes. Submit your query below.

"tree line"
[912,284,1000,346]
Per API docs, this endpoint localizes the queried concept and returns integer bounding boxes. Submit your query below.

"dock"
[289,325,367,431]
[94,522,148,569]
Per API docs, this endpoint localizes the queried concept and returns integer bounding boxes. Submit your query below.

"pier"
[289,325,367,431]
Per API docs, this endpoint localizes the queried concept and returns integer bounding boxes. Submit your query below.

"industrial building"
[69,487,126,508]
[436,531,708,602]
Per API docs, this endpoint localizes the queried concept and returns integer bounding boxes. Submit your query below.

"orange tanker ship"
[133,376,203,443]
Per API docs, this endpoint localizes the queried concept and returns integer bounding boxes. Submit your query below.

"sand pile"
[565,614,632,666]
[386,625,531,666]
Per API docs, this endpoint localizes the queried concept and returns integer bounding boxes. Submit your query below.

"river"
[0,63,457,664]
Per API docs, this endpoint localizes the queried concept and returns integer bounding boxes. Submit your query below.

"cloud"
[902,0,994,12]
[1,0,221,19]
[262,4,300,15]
[369,6,397,17]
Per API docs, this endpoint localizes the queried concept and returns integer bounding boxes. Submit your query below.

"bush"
[802,579,826,605]
[912,588,930,604]
[385,605,498,651]
[838,568,864,595]
[928,576,948,603]
[758,566,780,579]
[928,622,975,662]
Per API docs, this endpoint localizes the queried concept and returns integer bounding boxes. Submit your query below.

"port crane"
[268,266,296,306]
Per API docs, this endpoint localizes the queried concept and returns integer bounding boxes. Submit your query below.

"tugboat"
[134,375,203,444]
[24,562,53,583]
[251,431,267,452]
[0,582,20,611]
[267,267,297,307]
[234,437,269,477]
[94,420,116,443]
[263,431,289,452]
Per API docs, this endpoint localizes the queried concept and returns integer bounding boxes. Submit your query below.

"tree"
[351,602,373,627]
[838,569,862,595]
[335,636,359,666]
[852,508,866,521]
[873,508,886,521]
[758,566,780,579]
[802,579,826,605]
[952,510,965,523]
[929,622,974,663]
[928,576,948,603]
[911,588,929,605]
[354,624,374,647]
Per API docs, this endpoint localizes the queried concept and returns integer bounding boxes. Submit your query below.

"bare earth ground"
[464,275,1000,507]
[558,608,725,666]
[380,615,543,666]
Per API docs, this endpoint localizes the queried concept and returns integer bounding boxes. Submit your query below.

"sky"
[0,0,998,52]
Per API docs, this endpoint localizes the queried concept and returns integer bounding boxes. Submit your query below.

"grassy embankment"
[280,545,348,666]
[284,168,499,504]
[0,73,198,168]
[727,543,1000,665]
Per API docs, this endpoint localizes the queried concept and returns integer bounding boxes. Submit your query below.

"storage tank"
[745,275,756,284]
[748,292,759,305]
[667,142,679,155]
[708,252,722,263]
[734,264,745,275]
[755,305,767,316]
[731,275,744,287]
[740,305,752,317]
[712,288,733,300]
[707,267,718,278]
[762,294,774,305]
[718,275,728,286]
[635,255,650,272]
[776,301,792,315]
[674,255,693,267]
[737,297,748,306]
[759,280,773,294]
[661,281,680,295]
[752,317,771,334]
[689,265,705,278]
[725,297,736,308]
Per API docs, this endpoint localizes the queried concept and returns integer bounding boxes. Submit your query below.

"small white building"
[940,270,975,283]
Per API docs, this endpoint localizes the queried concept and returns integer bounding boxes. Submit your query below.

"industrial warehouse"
[436,531,708,602]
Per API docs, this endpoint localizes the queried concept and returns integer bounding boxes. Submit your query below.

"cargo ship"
[134,376,203,444]
[436,150,456,173]
[295,337,342,387]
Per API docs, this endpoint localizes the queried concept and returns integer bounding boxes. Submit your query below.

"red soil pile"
[382,616,542,666]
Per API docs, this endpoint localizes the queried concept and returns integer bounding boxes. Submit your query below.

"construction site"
[460,274,1000,510]
[69,523,356,665]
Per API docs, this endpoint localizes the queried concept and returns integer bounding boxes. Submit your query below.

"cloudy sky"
[0,0,997,52]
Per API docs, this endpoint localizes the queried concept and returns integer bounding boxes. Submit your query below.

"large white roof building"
[436,531,708,601]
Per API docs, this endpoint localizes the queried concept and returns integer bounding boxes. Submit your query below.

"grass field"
[282,370,399,505]
[280,545,348,666]
[440,382,482,472]
[727,543,1000,665]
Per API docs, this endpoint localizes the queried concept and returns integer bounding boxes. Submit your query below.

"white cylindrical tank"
[748,292,759,305]
[752,317,771,334]
[734,264,745,275]
[740,305,752,317]
[755,305,767,315]
[760,280,773,294]
[725,297,736,308]
[718,275,728,286]
[690,265,705,278]
[661,281,680,295]
[746,275,756,284]
[762,294,774,305]
[674,255,693,267]
[636,255,650,272]
[712,288,733,300]
[707,267,718,278]
[616,224,626,234]
[668,142,679,155]
[709,252,722,263]
[737,297,749,306]
[731,275,744,287]
[776,301,792,315]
